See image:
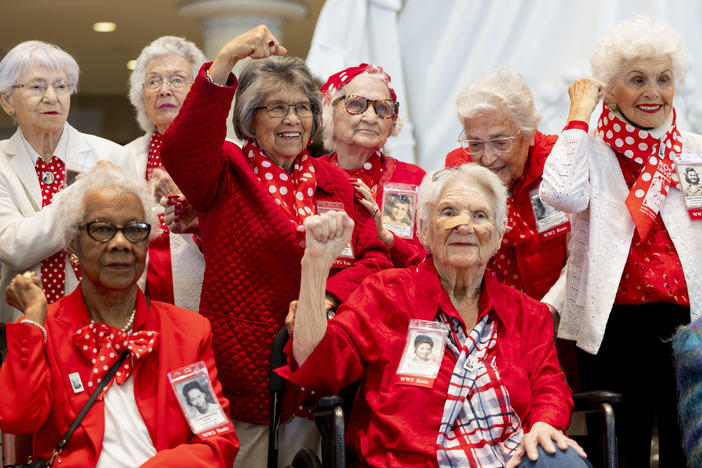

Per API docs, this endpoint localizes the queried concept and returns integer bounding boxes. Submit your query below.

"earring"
[69,253,79,266]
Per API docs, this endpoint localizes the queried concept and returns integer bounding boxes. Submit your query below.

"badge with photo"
[677,162,702,218]
[396,319,450,388]
[529,189,570,240]
[168,361,234,438]
[381,183,418,239]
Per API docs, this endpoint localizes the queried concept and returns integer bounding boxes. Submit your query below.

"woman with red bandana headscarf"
[319,63,427,267]
[541,15,702,468]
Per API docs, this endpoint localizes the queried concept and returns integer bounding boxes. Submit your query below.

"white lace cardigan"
[539,128,702,354]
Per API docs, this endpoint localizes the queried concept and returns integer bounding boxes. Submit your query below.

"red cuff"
[563,120,589,133]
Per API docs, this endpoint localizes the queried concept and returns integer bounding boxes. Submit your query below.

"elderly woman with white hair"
[540,15,702,467]
[0,166,238,466]
[445,69,569,319]
[280,164,590,467]
[319,64,427,267]
[123,36,206,311]
[0,41,124,323]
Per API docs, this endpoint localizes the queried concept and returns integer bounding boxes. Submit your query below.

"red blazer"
[161,64,392,424]
[445,132,568,299]
[320,153,428,267]
[0,287,238,467]
[280,259,572,467]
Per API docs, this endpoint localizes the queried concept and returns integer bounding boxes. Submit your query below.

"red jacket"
[0,287,238,467]
[279,259,572,467]
[321,153,428,267]
[161,64,392,423]
[445,132,567,299]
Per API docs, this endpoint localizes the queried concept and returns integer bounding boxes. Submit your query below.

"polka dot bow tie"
[73,323,159,400]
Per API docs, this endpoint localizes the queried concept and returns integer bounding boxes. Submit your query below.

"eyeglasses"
[143,75,192,91]
[84,220,151,243]
[458,130,520,155]
[254,101,314,118]
[12,80,73,96]
[331,94,398,119]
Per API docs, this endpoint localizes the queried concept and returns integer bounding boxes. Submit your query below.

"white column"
[178,0,307,139]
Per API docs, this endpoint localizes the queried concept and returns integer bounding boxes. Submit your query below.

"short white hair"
[416,163,507,251]
[456,68,541,137]
[322,71,403,152]
[128,36,206,133]
[0,40,79,96]
[591,14,689,86]
[54,167,159,249]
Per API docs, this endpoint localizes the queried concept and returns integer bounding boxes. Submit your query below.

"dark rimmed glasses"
[458,130,520,155]
[332,94,399,119]
[254,101,314,118]
[84,220,151,243]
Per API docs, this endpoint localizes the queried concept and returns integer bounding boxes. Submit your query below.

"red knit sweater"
[161,64,392,424]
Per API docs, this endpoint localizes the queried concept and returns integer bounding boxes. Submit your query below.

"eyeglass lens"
[344,96,396,119]
[86,221,151,243]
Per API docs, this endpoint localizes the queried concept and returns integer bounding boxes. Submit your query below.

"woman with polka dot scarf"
[540,15,702,468]
[160,26,391,466]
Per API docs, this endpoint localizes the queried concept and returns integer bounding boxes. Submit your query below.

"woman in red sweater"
[319,64,427,267]
[160,26,391,467]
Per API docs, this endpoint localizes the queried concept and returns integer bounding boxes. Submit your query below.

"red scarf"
[244,139,317,232]
[597,102,682,239]
[73,322,159,400]
[485,198,533,291]
[35,156,81,303]
[328,151,383,192]
[144,132,174,304]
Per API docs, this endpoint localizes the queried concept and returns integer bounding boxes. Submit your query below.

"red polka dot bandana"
[73,322,159,400]
[486,198,534,291]
[244,139,317,232]
[329,150,383,190]
[320,63,397,105]
[597,102,682,239]
[35,156,78,303]
[146,132,169,233]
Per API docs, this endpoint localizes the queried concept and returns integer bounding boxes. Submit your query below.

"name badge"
[316,200,354,268]
[396,319,450,388]
[529,189,570,240]
[675,159,702,219]
[381,183,418,240]
[68,372,84,394]
[168,361,234,438]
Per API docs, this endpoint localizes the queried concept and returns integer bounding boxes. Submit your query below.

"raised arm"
[293,211,354,365]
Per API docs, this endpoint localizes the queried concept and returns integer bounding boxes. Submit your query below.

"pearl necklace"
[91,308,136,333]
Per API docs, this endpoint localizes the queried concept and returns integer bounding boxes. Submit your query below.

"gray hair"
[0,40,79,96]
[128,36,206,133]
[54,167,159,249]
[416,163,507,251]
[456,68,541,138]
[322,71,403,151]
[591,15,689,86]
[233,56,322,140]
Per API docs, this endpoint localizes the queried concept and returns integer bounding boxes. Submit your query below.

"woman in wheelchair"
[280,164,591,467]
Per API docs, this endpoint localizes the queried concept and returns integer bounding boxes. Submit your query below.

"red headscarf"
[320,63,397,105]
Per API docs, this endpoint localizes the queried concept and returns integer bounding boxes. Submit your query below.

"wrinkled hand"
[6,271,47,325]
[351,179,394,247]
[150,168,181,201]
[209,25,288,84]
[566,77,606,123]
[160,195,199,234]
[505,422,587,468]
[285,300,298,334]
[302,211,354,270]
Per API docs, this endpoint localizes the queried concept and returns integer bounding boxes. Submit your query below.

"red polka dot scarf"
[35,156,80,303]
[73,322,159,400]
[244,139,317,232]
[328,151,383,191]
[597,102,682,239]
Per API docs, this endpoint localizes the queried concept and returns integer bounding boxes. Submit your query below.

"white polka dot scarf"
[73,322,159,400]
[244,139,317,232]
[597,102,682,239]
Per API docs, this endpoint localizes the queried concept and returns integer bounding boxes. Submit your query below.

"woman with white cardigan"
[540,15,702,468]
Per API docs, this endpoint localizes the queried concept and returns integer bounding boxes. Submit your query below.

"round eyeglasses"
[143,76,192,91]
[331,95,399,119]
[254,101,314,118]
[458,130,520,155]
[13,80,73,97]
[84,220,151,243]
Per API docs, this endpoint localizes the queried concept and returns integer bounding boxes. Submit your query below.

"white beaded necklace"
[91,308,136,333]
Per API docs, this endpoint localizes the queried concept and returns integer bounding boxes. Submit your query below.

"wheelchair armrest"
[573,391,622,412]
[316,396,343,409]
